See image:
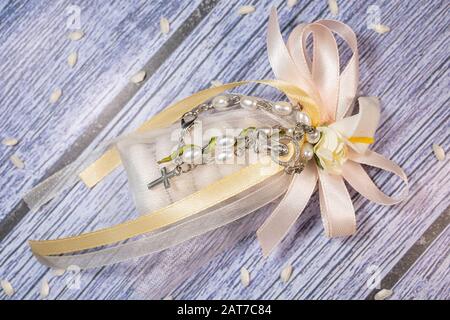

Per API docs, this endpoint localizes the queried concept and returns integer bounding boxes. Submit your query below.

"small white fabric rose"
[313,126,347,175]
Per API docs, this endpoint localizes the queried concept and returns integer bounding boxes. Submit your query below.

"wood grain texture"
[0,0,203,222]
[0,0,448,300]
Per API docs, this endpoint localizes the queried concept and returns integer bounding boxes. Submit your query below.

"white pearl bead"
[216,135,236,149]
[212,95,230,110]
[295,111,311,126]
[216,149,234,162]
[301,143,314,161]
[306,130,320,144]
[286,128,295,136]
[272,101,293,116]
[240,96,258,110]
[182,146,202,163]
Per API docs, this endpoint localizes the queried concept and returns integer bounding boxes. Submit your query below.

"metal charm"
[147,166,182,190]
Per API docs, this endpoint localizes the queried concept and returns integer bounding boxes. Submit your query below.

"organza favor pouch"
[31,108,293,270]
[117,108,292,216]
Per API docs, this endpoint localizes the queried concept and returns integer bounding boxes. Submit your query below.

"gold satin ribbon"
[30,161,283,255]
[30,80,318,256]
[29,78,377,256]
[79,80,321,188]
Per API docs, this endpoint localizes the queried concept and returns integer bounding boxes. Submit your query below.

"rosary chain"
[148,94,319,190]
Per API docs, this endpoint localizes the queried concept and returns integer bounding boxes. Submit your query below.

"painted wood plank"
[0,0,448,300]
[0,0,203,222]
[80,0,450,300]
[390,223,449,300]
[0,0,217,299]
[0,0,318,300]
[0,0,442,300]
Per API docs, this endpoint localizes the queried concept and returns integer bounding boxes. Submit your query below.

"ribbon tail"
[257,162,318,257]
[343,150,409,204]
[318,170,356,237]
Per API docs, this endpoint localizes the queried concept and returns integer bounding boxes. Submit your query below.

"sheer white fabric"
[33,108,294,270]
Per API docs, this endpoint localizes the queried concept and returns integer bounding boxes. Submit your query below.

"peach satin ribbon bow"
[256,9,408,256]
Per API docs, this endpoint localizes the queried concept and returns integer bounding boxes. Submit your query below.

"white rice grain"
[1,279,14,297]
[52,268,66,277]
[238,5,256,15]
[130,70,146,84]
[287,0,298,8]
[67,51,78,67]
[10,154,25,169]
[280,264,293,283]
[68,30,84,41]
[240,267,250,287]
[372,24,390,34]
[210,80,223,87]
[328,0,339,16]
[40,279,50,299]
[374,289,393,300]
[2,137,18,146]
[160,17,170,34]
[49,88,62,103]
[432,144,445,161]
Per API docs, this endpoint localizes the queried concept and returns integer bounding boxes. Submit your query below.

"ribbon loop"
[344,150,409,205]
[268,8,359,123]
[267,9,319,105]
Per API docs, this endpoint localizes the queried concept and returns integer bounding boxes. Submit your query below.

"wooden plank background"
[0,0,448,300]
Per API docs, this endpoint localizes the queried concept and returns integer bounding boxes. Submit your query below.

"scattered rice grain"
[374,288,393,300]
[240,267,250,287]
[328,0,339,16]
[2,137,18,146]
[10,154,25,169]
[67,51,78,67]
[130,70,146,84]
[68,30,84,41]
[287,0,298,8]
[280,264,293,283]
[40,279,50,298]
[372,24,390,34]
[432,144,445,161]
[49,88,62,103]
[210,80,223,87]
[238,5,256,15]
[1,279,14,297]
[52,268,66,277]
[160,17,170,34]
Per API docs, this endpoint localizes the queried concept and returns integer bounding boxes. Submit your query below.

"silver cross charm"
[147,166,182,190]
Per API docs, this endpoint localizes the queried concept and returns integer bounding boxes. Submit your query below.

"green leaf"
[202,136,217,155]
[238,126,256,138]
[157,144,197,164]
[313,153,324,170]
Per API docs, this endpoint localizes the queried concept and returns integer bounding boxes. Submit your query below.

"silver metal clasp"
[181,111,197,130]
